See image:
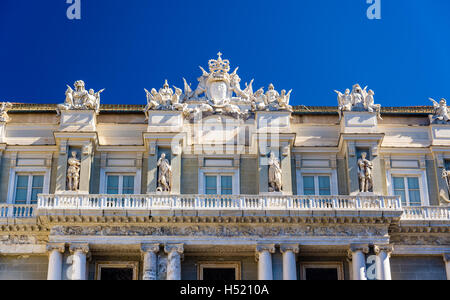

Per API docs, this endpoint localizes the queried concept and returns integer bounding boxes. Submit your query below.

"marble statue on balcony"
[67,151,81,192]
[57,80,104,116]
[268,152,283,192]
[335,84,382,120]
[157,153,172,192]
[430,98,450,124]
[0,102,13,123]
[358,152,374,193]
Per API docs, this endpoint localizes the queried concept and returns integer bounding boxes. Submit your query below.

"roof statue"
[335,83,382,120]
[430,98,450,124]
[144,52,294,119]
[0,102,13,123]
[57,80,105,116]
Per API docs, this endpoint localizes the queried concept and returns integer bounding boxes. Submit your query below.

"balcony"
[35,194,403,218]
[0,204,36,219]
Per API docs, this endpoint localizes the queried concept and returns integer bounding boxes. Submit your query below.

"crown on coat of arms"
[208,52,230,75]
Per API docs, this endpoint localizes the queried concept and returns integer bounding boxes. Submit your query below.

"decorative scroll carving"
[358,152,374,193]
[280,244,300,254]
[374,245,393,256]
[46,242,66,253]
[335,84,381,120]
[0,102,13,123]
[57,80,104,115]
[67,151,81,192]
[268,152,283,192]
[157,153,172,192]
[69,243,89,254]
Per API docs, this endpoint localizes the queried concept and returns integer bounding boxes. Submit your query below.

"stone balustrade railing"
[401,206,450,221]
[36,194,402,212]
[0,204,36,218]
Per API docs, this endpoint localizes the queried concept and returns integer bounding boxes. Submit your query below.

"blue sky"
[0,0,449,107]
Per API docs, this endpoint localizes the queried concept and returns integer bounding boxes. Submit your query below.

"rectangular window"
[14,174,44,205]
[106,174,135,195]
[204,175,234,195]
[205,176,217,195]
[393,176,421,206]
[302,175,331,196]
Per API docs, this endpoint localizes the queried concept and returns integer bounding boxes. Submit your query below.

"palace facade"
[0,54,449,280]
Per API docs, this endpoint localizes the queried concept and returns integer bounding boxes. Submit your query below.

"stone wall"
[0,255,48,280]
[0,157,10,203]
[391,256,447,280]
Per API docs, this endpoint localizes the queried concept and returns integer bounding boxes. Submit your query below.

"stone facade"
[0,55,449,280]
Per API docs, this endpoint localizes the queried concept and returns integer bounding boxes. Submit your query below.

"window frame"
[99,167,141,195]
[105,173,136,195]
[13,173,45,205]
[387,169,429,207]
[199,168,239,195]
[296,169,338,196]
[7,167,51,205]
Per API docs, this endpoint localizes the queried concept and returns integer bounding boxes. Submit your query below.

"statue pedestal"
[59,110,97,132]
[147,111,183,132]
[256,111,291,131]
[430,123,450,146]
[341,111,378,134]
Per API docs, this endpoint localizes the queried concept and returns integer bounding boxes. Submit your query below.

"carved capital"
[280,244,300,254]
[255,244,276,262]
[164,244,184,255]
[374,245,394,256]
[69,243,89,254]
[46,242,65,254]
[141,243,160,254]
[348,244,369,259]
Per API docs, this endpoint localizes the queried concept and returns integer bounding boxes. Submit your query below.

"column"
[46,243,65,280]
[444,254,450,280]
[280,244,299,280]
[165,244,184,280]
[256,244,275,280]
[348,244,369,280]
[70,243,89,280]
[141,244,160,280]
[375,245,393,280]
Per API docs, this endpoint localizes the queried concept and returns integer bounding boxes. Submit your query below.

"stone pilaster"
[280,244,299,280]
[56,140,68,193]
[374,245,393,280]
[371,154,384,195]
[69,243,89,280]
[46,243,65,280]
[346,142,360,195]
[171,147,181,194]
[348,244,369,280]
[256,244,275,280]
[147,144,158,193]
[165,244,184,280]
[79,144,93,194]
[281,144,293,195]
[141,244,160,280]
[258,154,269,194]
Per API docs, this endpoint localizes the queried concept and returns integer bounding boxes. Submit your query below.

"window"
[14,174,44,204]
[302,175,331,196]
[204,175,233,195]
[393,176,421,206]
[106,174,135,195]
